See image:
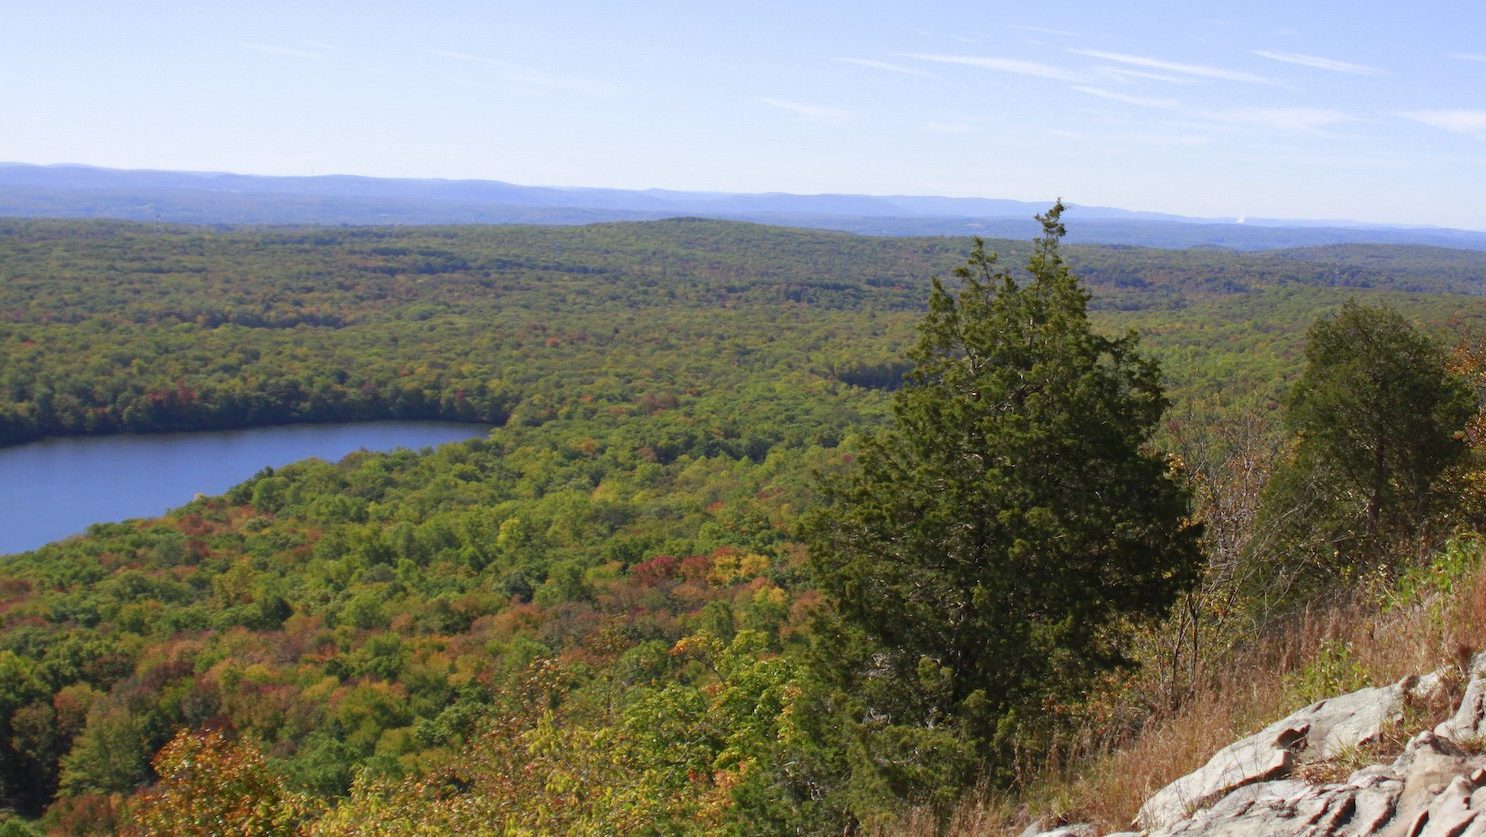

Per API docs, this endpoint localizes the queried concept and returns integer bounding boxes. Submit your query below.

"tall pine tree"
[804,204,1201,805]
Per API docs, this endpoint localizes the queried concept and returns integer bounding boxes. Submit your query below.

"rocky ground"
[1026,652,1486,836]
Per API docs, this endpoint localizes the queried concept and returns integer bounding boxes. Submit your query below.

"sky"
[2,1,1485,229]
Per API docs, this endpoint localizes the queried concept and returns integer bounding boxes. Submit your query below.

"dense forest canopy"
[2,217,1483,449]
[2,217,1486,832]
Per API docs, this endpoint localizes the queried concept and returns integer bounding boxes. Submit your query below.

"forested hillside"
[3,217,1484,448]
[3,217,1486,832]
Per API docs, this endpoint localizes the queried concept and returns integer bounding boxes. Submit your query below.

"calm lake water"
[0,421,491,556]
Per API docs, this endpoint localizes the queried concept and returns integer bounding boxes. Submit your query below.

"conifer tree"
[803,204,1201,803]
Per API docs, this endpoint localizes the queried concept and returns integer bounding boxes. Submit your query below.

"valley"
[2,216,1486,831]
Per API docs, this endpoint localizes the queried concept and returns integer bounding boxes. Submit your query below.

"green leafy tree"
[57,706,153,797]
[802,205,1202,810]
[1254,301,1473,601]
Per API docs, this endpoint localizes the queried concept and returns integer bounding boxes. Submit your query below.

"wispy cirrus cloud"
[1072,86,1179,110]
[1009,25,1086,38]
[1401,110,1486,138]
[1449,53,1486,63]
[430,49,608,94]
[1091,66,1195,85]
[1199,107,1356,133]
[920,121,975,133]
[758,97,851,122]
[1069,49,1270,83]
[835,57,932,78]
[904,53,1082,82]
[1253,50,1385,75]
[1113,131,1211,148]
[1048,128,1210,149]
[240,42,328,61]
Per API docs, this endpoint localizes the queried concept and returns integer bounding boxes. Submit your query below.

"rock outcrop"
[1027,654,1486,837]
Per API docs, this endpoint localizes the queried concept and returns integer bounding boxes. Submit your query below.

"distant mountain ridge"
[3,162,1485,252]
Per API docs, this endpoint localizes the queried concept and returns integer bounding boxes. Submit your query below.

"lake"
[0,421,492,556]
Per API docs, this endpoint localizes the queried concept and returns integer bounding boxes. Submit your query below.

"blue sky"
[3,1,1485,228]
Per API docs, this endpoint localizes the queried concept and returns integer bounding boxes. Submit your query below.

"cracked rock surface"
[1026,654,1486,837]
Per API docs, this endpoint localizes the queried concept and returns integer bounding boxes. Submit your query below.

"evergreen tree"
[1254,302,1473,602]
[802,204,1201,808]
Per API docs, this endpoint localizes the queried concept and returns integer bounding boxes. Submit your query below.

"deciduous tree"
[1255,302,1473,602]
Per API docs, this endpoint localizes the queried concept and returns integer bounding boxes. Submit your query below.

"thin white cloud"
[758,97,851,122]
[835,57,932,78]
[301,40,340,52]
[1073,86,1179,110]
[1069,49,1270,83]
[1091,66,1195,85]
[431,49,489,63]
[1449,53,1486,63]
[905,53,1083,82]
[1200,107,1356,132]
[240,43,327,61]
[430,49,606,93]
[1400,110,1486,137]
[1114,131,1211,148]
[1049,127,1209,149]
[1253,50,1385,76]
[1010,25,1086,38]
[920,121,975,133]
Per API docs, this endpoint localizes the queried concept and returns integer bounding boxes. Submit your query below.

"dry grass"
[1291,742,1385,785]
[874,552,1486,836]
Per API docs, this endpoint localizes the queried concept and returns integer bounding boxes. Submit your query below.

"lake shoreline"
[0,415,502,451]
[0,420,493,556]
